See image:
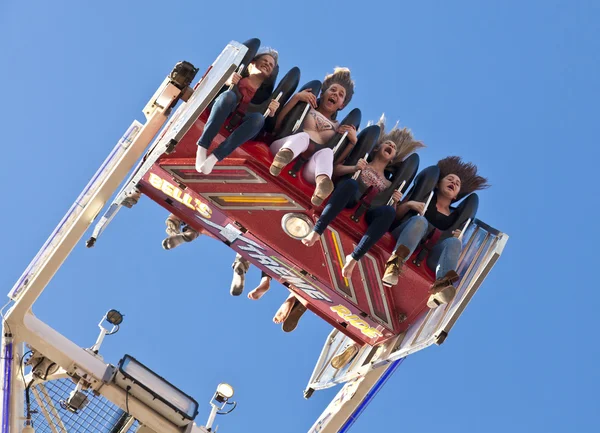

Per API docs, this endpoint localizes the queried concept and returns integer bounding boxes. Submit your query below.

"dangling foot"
[382,245,411,287]
[330,343,359,369]
[195,146,207,172]
[165,214,182,237]
[426,270,459,309]
[427,285,457,309]
[282,300,307,333]
[122,189,142,208]
[269,148,294,176]
[162,233,188,250]
[341,255,357,279]
[162,226,199,250]
[430,270,460,294]
[230,256,250,296]
[273,297,296,324]
[200,154,218,175]
[248,276,271,300]
[302,231,320,247]
[311,175,334,206]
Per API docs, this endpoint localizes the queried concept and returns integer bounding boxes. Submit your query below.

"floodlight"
[114,355,199,427]
[281,213,313,240]
[215,383,234,402]
[106,309,123,326]
[205,382,237,431]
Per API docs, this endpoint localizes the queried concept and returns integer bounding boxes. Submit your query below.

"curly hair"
[374,114,425,164]
[322,67,354,107]
[437,156,490,200]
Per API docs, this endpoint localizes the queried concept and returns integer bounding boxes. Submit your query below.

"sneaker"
[122,189,142,208]
[165,214,183,237]
[230,255,250,296]
[161,226,199,250]
[162,234,188,250]
[269,148,294,176]
[330,344,359,370]
[311,176,334,206]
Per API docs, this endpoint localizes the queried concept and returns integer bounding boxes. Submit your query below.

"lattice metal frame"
[28,378,139,433]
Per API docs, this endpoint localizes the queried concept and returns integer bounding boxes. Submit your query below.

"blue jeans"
[391,215,462,279]
[198,90,265,161]
[314,179,396,261]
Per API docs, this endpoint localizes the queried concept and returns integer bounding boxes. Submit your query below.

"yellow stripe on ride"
[219,197,289,203]
[330,232,349,287]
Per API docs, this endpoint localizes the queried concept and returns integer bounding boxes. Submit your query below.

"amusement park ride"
[0,40,508,433]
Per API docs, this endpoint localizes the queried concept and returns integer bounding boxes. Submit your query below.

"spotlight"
[281,213,313,240]
[106,309,124,326]
[214,383,234,402]
[205,383,237,431]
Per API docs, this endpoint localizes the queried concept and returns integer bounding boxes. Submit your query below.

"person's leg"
[200,112,265,174]
[165,214,182,237]
[427,237,462,280]
[196,91,238,171]
[162,225,200,250]
[342,206,396,278]
[248,271,272,300]
[230,253,251,296]
[273,293,297,323]
[391,215,429,256]
[425,237,462,308]
[303,179,358,247]
[330,342,360,369]
[269,132,310,176]
[310,148,335,206]
[382,215,429,286]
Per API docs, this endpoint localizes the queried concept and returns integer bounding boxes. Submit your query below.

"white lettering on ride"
[238,244,332,303]
[196,216,332,303]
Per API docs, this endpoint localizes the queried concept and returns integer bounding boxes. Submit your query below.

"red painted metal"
[139,110,438,346]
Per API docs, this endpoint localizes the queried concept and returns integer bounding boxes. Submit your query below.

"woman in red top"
[302,116,425,277]
[195,48,281,174]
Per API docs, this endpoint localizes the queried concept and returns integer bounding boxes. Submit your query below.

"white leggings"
[270,132,333,185]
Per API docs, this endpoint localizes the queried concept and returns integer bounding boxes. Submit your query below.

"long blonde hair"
[375,114,425,164]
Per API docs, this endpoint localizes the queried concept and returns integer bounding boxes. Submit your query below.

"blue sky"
[1,1,599,432]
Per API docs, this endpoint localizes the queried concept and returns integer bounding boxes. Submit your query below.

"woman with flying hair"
[269,68,358,206]
[302,115,426,277]
[329,156,489,371]
[383,156,490,307]
[271,117,425,333]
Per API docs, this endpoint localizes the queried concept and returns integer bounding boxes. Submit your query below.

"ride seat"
[273,80,362,178]
[392,165,479,273]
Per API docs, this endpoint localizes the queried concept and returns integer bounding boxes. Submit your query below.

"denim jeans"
[198,90,265,161]
[314,178,396,261]
[390,215,462,279]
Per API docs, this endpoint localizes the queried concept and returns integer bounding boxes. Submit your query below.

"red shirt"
[237,77,259,112]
